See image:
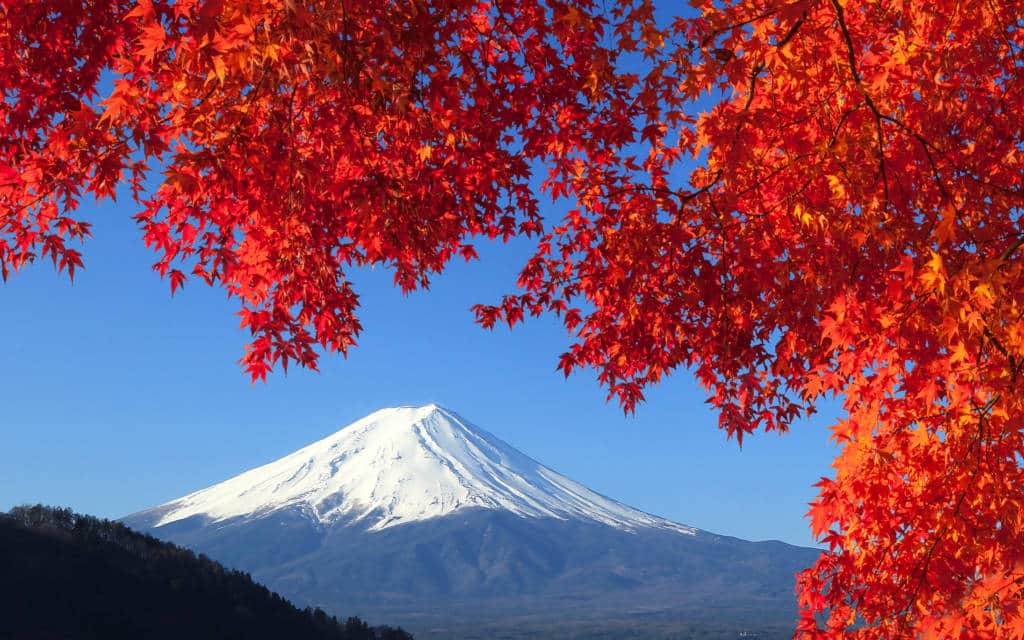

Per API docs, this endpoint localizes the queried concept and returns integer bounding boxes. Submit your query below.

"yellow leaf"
[921,250,946,295]
[793,203,815,228]
[827,174,845,200]
[973,282,993,302]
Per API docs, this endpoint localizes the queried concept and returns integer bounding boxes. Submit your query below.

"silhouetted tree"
[0,505,413,640]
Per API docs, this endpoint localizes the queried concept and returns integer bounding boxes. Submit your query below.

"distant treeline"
[0,505,412,640]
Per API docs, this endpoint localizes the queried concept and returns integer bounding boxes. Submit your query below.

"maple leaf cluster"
[3,0,1023,635]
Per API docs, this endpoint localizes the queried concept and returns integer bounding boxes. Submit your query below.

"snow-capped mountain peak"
[145,404,695,534]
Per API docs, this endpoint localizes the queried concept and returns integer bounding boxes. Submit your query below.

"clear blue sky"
[0,189,840,548]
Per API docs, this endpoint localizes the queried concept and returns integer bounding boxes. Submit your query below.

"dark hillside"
[0,505,411,640]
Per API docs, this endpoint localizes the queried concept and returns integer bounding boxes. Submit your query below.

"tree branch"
[830,0,889,207]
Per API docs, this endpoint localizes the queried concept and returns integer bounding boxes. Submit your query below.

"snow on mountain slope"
[148,404,696,534]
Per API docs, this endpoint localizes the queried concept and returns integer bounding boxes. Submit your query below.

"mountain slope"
[0,505,412,640]
[130,404,693,535]
[125,405,820,639]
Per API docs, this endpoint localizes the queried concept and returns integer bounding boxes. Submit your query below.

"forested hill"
[0,505,412,640]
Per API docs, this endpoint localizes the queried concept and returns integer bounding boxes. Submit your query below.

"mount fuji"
[125,405,819,639]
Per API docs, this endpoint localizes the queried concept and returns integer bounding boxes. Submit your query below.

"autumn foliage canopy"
[3,0,1023,634]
